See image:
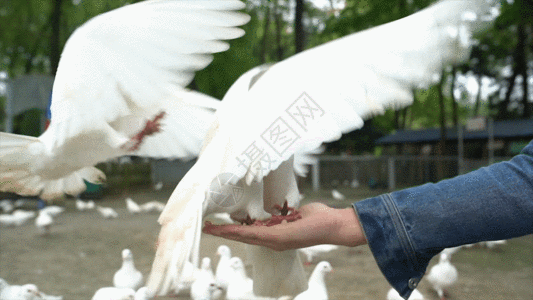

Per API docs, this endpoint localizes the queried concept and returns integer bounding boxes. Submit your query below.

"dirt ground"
[1,186,532,300]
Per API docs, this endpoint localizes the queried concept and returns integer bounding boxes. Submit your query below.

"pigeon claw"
[122,111,166,151]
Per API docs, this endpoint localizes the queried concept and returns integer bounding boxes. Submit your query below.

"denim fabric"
[353,139,533,300]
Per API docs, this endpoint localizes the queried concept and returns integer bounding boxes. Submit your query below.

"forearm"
[354,140,533,299]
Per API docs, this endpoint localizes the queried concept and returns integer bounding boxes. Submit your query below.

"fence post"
[388,157,396,191]
[312,160,320,191]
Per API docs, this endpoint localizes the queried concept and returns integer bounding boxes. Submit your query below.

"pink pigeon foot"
[122,111,166,151]
[261,201,302,227]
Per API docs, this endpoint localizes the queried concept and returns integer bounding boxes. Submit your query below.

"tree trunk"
[50,0,63,76]
[259,1,271,64]
[450,67,458,126]
[294,0,305,54]
[273,0,284,61]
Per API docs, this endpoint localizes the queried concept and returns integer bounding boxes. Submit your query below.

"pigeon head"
[216,245,231,257]
[201,257,211,270]
[122,249,133,260]
[229,257,244,271]
[22,284,42,298]
[317,261,333,273]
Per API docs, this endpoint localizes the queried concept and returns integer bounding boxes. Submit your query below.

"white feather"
[0,0,249,200]
[147,0,492,297]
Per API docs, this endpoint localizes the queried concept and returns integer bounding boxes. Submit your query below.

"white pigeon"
[139,201,166,213]
[76,198,94,211]
[0,0,250,201]
[0,210,35,227]
[13,199,29,208]
[97,206,118,219]
[225,257,287,300]
[40,205,65,217]
[125,198,142,214]
[191,257,222,300]
[387,287,425,300]
[483,239,507,249]
[215,245,233,291]
[293,261,332,300]
[91,287,135,300]
[298,245,339,265]
[146,0,493,297]
[0,200,14,213]
[0,279,42,300]
[331,189,345,201]
[35,210,54,235]
[154,182,164,191]
[426,253,458,300]
[113,249,144,291]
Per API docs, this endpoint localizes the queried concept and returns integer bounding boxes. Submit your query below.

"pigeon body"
[0,0,250,200]
[483,239,507,249]
[139,201,166,213]
[0,210,35,227]
[215,245,233,291]
[40,206,65,217]
[293,261,332,300]
[113,249,144,291]
[91,287,135,300]
[35,210,53,235]
[191,258,222,300]
[125,198,141,214]
[426,253,458,300]
[145,0,493,297]
[298,245,339,265]
[331,189,345,201]
[97,206,118,219]
[0,200,14,213]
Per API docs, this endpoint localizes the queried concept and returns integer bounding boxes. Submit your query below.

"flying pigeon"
[0,0,250,201]
[113,249,144,291]
[293,261,333,300]
[144,0,494,297]
[426,253,458,300]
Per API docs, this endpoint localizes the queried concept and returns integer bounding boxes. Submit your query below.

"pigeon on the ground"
[114,249,144,291]
[0,200,14,213]
[125,198,142,214]
[97,206,118,219]
[387,287,425,300]
[483,239,507,249]
[331,189,345,201]
[91,287,135,300]
[154,182,164,191]
[146,0,494,297]
[0,0,249,201]
[191,257,222,300]
[0,210,35,227]
[139,201,166,213]
[35,210,54,235]
[76,199,94,211]
[0,279,42,300]
[426,253,458,300]
[298,245,339,265]
[40,206,65,217]
[215,245,233,291]
[293,261,333,300]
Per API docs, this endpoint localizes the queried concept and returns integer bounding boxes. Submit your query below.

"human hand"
[202,202,367,251]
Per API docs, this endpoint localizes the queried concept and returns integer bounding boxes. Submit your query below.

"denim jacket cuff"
[353,195,428,299]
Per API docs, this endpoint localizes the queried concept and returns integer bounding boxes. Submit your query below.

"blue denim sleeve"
[353,139,533,300]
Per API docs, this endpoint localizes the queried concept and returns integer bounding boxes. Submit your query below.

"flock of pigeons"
[93,244,338,300]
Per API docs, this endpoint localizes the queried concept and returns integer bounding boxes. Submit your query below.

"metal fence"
[300,155,513,191]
